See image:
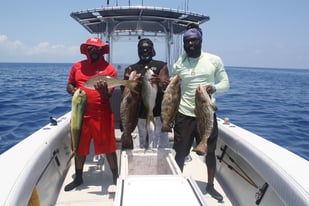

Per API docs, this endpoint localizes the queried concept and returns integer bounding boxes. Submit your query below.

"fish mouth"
[78,89,86,96]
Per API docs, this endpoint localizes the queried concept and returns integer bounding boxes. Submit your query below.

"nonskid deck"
[56,129,232,206]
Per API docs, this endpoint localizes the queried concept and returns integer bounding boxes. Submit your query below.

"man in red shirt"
[65,37,118,191]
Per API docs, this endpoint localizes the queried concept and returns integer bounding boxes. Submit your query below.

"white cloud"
[0,35,25,51]
[0,34,8,42]
[0,34,80,62]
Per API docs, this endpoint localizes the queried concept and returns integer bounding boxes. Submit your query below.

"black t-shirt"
[127,60,166,118]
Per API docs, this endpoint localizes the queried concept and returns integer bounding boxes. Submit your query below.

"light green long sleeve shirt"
[171,52,230,117]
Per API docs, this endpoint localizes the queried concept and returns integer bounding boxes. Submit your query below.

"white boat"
[1,5,309,206]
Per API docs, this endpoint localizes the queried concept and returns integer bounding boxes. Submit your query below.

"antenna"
[186,0,189,11]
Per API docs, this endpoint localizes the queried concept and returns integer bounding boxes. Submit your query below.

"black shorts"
[173,112,218,156]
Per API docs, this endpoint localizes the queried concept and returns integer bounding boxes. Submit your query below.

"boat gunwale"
[217,119,309,205]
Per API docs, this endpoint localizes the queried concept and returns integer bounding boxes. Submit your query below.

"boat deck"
[55,130,232,206]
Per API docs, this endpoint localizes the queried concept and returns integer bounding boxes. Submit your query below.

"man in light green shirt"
[172,24,229,201]
[172,52,229,117]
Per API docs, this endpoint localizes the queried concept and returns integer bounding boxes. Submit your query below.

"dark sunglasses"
[87,46,103,51]
[138,45,152,50]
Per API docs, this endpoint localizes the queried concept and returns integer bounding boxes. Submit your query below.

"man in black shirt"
[122,38,169,149]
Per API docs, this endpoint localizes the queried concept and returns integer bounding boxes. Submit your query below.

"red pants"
[77,112,116,155]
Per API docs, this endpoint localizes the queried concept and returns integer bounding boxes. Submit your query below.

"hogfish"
[84,75,140,94]
[193,84,217,155]
[142,69,158,129]
[161,75,181,132]
[67,88,87,165]
[120,71,142,149]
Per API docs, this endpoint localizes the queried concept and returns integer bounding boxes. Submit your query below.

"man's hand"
[150,74,160,84]
[94,80,111,99]
[124,67,133,80]
[205,85,216,94]
[67,84,76,96]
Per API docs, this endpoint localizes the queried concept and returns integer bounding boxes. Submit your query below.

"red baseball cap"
[80,37,109,54]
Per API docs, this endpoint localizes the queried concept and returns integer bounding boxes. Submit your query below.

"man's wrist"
[210,86,216,94]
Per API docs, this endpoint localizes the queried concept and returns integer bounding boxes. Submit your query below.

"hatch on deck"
[119,149,181,177]
[114,149,208,206]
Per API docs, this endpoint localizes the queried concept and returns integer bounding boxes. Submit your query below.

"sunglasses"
[87,46,103,51]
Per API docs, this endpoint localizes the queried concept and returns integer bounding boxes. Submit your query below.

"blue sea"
[0,63,308,161]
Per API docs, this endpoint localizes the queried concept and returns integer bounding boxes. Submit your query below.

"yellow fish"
[67,88,87,165]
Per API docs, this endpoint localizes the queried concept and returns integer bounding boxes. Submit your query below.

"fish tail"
[126,80,140,94]
[151,116,156,129]
[146,114,156,130]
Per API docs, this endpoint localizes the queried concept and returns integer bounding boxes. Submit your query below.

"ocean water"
[0,63,308,161]
[216,66,309,161]
[0,63,72,153]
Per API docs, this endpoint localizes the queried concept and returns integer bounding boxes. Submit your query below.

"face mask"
[184,38,202,58]
[138,45,153,61]
[87,46,103,62]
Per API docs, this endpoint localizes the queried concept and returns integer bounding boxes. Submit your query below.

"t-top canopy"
[70,6,209,35]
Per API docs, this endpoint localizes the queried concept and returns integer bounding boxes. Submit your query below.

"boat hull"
[1,89,309,206]
[0,113,71,206]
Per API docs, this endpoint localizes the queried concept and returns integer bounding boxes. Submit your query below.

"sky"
[0,0,308,69]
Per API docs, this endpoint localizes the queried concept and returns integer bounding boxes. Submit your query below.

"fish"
[161,75,181,132]
[193,84,217,156]
[84,75,140,94]
[67,88,87,166]
[142,69,158,129]
[120,71,142,149]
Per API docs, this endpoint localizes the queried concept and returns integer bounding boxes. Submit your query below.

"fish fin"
[211,104,218,111]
